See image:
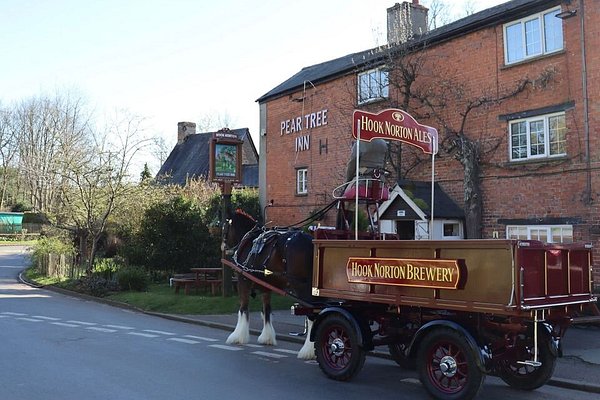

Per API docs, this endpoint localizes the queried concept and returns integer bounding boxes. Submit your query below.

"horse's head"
[222,209,259,254]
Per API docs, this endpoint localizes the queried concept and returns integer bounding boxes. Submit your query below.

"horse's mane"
[235,208,256,222]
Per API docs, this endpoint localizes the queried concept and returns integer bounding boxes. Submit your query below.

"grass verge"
[24,267,295,315]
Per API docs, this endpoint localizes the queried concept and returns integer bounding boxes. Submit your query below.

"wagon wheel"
[417,328,484,400]
[498,332,556,390]
[315,314,366,381]
[388,342,415,369]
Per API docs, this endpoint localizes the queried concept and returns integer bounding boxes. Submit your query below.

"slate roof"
[157,128,259,187]
[380,180,464,220]
[256,0,558,103]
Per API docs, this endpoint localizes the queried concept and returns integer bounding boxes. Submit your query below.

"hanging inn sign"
[209,130,243,183]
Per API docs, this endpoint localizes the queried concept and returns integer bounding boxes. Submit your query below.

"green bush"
[30,236,75,266]
[115,266,149,292]
[93,257,122,281]
[73,275,119,297]
[138,196,220,274]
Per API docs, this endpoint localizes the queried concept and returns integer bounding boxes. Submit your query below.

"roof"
[257,0,558,103]
[157,128,259,187]
[380,180,464,220]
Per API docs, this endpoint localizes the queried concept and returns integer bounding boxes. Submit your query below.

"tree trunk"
[460,139,483,239]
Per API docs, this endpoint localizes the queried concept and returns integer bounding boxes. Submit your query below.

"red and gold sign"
[346,257,462,289]
[352,108,438,154]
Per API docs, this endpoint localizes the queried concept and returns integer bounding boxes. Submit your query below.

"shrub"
[73,275,119,297]
[115,266,149,292]
[30,236,75,266]
[93,257,122,281]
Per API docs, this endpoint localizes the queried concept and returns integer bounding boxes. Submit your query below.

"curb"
[18,273,600,394]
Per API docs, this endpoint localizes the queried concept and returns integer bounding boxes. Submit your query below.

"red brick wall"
[262,3,600,285]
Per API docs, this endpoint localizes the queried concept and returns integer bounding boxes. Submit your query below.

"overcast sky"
[1,0,508,172]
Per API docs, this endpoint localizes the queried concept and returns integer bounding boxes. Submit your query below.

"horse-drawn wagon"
[221,108,597,399]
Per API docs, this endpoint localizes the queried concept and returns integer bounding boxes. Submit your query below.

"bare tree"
[0,106,20,209]
[57,111,153,271]
[196,111,236,132]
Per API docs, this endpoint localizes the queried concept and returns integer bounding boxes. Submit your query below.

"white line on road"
[103,324,135,330]
[67,320,97,326]
[209,344,244,351]
[51,322,80,328]
[17,317,44,322]
[143,329,176,336]
[127,332,159,338]
[252,351,288,359]
[243,344,263,348]
[183,335,219,342]
[273,349,299,355]
[87,327,118,333]
[32,316,61,321]
[167,338,201,344]
[1,312,27,316]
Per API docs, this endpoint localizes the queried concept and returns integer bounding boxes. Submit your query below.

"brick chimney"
[387,1,429,45]
[177,121,196,144]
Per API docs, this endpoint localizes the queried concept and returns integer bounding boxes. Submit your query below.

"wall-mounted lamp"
[556,9,577,19]
[556,1,577,19]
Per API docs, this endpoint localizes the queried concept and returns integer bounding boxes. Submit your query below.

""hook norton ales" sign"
[352,108,438,155]
[346,257,463,289]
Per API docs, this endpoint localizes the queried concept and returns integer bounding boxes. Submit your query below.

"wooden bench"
[172,278,196,295]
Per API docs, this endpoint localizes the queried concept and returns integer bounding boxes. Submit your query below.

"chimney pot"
[177,121,196,144]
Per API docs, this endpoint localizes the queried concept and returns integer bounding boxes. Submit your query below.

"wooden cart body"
[310,238,595,315]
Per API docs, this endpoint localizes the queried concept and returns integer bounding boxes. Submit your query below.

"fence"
[37,253,85,279]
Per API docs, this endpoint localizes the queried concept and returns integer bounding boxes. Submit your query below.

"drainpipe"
[580,0,591,204]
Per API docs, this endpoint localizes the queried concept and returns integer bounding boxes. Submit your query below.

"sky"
[1,0,507,173]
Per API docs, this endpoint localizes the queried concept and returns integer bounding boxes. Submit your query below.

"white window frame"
[503,6,563,65]
[506,225,573,243]
[296,168,308,195]
[509,112,566,161]
[358,67,389,104]
[442,220,463,240]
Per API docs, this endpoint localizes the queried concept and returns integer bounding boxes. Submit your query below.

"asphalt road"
[0,246,596,400]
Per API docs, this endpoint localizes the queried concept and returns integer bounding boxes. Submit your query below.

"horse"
[222,209,316,359]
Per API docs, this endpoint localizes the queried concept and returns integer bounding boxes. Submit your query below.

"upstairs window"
[296,168,308,195]
[504,7,563,65]
[358,68,389,104]
[509,112,566,161]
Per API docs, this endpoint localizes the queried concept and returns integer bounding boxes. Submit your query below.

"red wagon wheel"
[417,328,484,400]
[315,314,366,381]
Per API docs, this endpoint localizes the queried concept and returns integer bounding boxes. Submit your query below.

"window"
[296,168,308,195]
[509,113,566,161]
[358,68,389,104]
[506,225,573,243]
[504,7,563,64]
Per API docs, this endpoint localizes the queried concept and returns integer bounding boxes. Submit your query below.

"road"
[0,246,595,400]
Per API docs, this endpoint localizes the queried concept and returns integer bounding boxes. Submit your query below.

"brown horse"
[222,209,315,359]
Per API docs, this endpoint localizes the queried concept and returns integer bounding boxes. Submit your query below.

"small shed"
[378,181,465,240]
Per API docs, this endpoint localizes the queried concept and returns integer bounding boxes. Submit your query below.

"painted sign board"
[209,131,243,183]
[352,108,438,154]
[346,257,463,289]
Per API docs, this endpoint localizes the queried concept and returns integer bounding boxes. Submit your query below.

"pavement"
[18,270,600,394]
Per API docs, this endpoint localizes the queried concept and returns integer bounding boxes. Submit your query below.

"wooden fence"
[37,253,85,279]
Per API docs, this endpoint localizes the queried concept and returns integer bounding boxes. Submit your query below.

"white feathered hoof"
[226,311,250,345]
[257,312,277,345]
[297,318,316,360]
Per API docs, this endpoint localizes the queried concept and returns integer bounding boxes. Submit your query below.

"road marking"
[252,351,287,359]
[32,316,61,321]
[67,320,97,326]
[103,324,135,330]
[52,322,80,328]
[209,344,244,351]
[243,344,263,348]
[184,335,219,342]
[273,349,298,355]
[127,332,159,338]
[1,312,27,316]
[168,338,201,344]
[17,317,44,322]
[401,378,421,386]
[87,327,117,333]
[143,329,175,336]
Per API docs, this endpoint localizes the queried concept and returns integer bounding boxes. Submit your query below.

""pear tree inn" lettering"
[346,257,462,289]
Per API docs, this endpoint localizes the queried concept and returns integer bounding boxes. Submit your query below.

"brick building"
[256,0,599,283]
